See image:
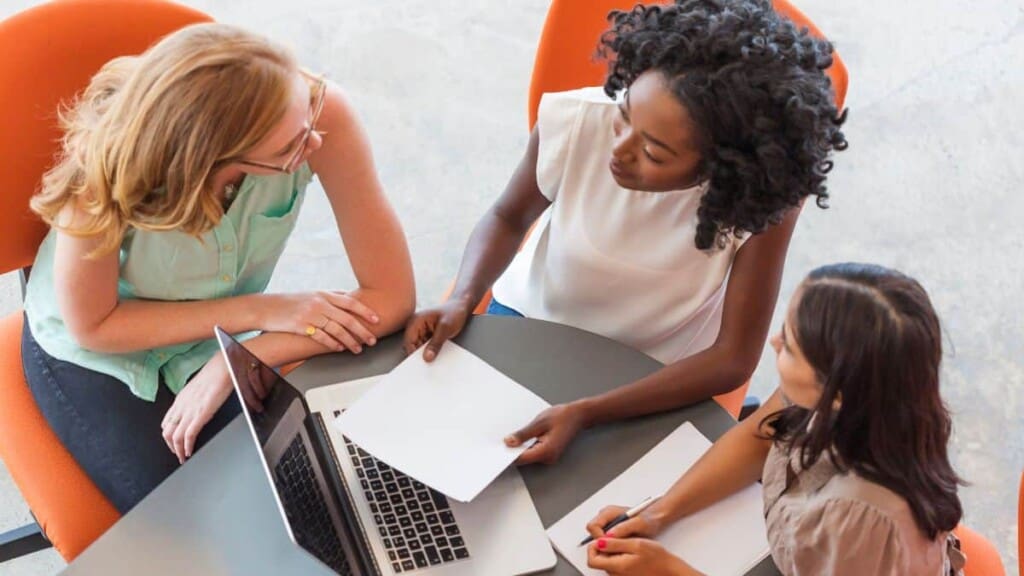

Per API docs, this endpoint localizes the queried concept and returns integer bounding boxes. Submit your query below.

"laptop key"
[454,548,469,559]
[388,526,401,537]
[441,548,454,562]
[417,492,431,504]
[370,480,383,491]
[402,560,415,571]
[407,500,420,512]
[413,480,425,490]
[409,540,421,552]
[379,527,387,538]
[378,502,393,514]
[415,522,428,533]
[392,562,401,573]
[404,528,417,539]
[394,505,408,516]
[388,551,397,562]
[450,536,465,548]
[381,471,395,483]
[397,548,410,559]
[390,494,403,505]
[374,490,387,502]
[413,552,428,568]
[445,525,461,537]
[401,488,415,500]
[440,511,455,525]
[420,534,432,546]
[422,502,436,513]
[397,477,411,488]
[394,536,406,548]
[399,517,412,528]
[435,537,448,548]
[385,482,399,494]
[431,491,450,511]
[383,514,396,525]
[430,526,444,537]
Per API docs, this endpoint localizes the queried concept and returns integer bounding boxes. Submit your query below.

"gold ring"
[305,325,317,336]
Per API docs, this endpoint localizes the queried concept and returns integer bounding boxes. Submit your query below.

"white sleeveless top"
[492,87,748,364]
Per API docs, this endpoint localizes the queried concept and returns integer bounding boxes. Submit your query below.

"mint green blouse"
[24,164,314,401]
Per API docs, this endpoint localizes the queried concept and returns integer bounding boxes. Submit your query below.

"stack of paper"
[546,422,770,575]
[332,342,550,502]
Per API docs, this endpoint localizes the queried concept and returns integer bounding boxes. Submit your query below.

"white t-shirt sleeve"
[534,91,585,202]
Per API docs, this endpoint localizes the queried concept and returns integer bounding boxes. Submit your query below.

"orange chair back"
[0,0,213,274]
[527,0,848,129]
[0,0,212,560]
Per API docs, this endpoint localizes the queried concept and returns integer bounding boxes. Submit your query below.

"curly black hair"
[600,0,848,250]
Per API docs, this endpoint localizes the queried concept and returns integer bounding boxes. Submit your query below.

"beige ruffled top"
[762,442,966,576]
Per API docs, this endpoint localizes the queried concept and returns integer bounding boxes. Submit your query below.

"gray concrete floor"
[1,0,1021,573]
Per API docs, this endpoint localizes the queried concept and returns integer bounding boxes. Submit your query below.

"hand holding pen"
[580,495,664,546]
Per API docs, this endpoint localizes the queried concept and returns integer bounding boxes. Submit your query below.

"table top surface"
[61,316,778,576]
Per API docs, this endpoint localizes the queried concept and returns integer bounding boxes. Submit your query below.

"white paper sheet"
[547,422,770,576]
[331,342,550,502]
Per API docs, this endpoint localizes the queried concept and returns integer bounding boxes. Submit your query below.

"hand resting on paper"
[586,536,702,576]
[503,402,587,465]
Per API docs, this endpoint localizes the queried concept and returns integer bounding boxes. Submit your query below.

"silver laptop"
[215,327,556,575]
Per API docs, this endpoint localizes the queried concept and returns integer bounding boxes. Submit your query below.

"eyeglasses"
[236,75,327,174]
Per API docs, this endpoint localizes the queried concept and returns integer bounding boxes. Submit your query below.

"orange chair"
[954,523,1005,576]
[446,0,848,419]
[0,0,212,562]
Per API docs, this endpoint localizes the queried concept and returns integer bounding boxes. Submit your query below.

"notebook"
[546,422,770,575]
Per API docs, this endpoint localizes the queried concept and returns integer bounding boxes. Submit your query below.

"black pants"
[21,317,241,514]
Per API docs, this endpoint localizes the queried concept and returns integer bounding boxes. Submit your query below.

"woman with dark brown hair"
[583,263,965,575]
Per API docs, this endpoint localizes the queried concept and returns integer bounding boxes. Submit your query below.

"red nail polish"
[597,539,607,550]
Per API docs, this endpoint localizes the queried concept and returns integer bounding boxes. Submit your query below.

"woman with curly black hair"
[405,0,847,464]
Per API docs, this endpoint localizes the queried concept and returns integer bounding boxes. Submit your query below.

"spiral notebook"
[546,422,770,575]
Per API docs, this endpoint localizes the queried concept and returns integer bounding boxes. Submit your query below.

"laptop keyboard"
[275,435,354,576]
[334,410,470,573]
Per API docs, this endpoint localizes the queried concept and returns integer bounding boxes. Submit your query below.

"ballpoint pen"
[579,494,661,546]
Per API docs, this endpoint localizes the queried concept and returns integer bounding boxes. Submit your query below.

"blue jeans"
[21,317,241,513]
[485,298,524,317]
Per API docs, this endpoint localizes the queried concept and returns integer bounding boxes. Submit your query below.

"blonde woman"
[22,23,414,513]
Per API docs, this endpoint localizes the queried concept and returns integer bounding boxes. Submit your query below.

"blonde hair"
[31,23,299,255]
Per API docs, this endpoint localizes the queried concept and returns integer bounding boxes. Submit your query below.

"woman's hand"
[402,300,473,361]
[587,538,699,576]
[261,291,380,353]
[585,503,667,541]
[503,402,589,465]
[161,357,234,464]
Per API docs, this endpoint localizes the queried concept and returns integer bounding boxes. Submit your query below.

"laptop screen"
[215,327,367,576]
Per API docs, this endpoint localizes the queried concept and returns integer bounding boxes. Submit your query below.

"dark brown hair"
[766,262,963,539]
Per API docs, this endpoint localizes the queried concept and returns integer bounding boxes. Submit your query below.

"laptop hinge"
[310,412,383,576]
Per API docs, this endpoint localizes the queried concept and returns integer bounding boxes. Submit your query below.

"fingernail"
[504,435,518,446]
[354,347,362,354]
[597,539,607,550]
[371,315,380,323]
[424,350,435,361]
[369,337,377,345]
[606,531,615,538]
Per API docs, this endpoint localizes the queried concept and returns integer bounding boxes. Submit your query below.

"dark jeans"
[21,317,241,514]
[485,298,524,317]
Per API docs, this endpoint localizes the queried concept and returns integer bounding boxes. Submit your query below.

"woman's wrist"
[568,397,602,429]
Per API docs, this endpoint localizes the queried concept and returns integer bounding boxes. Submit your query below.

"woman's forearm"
[575,344,753,428]
[73,293,272,354]
[648,392,782,527]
